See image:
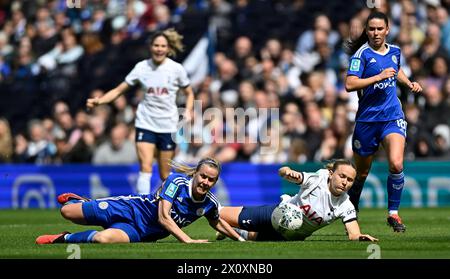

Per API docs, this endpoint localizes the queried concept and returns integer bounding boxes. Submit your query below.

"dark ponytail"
[344,11,389,55]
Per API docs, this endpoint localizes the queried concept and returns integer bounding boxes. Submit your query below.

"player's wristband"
[238,236,246,242]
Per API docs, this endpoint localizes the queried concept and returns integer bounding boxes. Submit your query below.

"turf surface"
[0,208,449,259]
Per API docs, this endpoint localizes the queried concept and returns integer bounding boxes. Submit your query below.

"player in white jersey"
[87,29,194,195]
[219,159,378,241]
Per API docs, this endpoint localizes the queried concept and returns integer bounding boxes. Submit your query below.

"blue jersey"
[347,42,404,122]
[150,173,220,229]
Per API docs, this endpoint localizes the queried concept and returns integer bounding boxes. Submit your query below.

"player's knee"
[389,163,403,174]
[92,232,114,243]
[93,231,129,243]
[60,205,75,220]
[388,159,403,174]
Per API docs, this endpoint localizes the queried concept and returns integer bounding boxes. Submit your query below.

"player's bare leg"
[92,228,130,243]
[136,142,156,194]
[219,206,243,227]
[60,203,88,225]
[216,206,250,241]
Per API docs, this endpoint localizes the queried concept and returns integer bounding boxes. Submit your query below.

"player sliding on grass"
[218,159,378,242]
[36,158,245,244]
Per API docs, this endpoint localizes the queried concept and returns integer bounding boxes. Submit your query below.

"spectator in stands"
[0,118,13,163]
[432,124,450,158]
[295,13,339,55]
[419,83,450,133]
[23,119,56,164]
[92,122,137,165]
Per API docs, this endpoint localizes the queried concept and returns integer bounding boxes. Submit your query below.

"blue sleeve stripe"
[206,192,220,207]
[353,42,368,58]
[172,176,188,186]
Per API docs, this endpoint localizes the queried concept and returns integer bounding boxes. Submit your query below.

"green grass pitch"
[0,208,449,259]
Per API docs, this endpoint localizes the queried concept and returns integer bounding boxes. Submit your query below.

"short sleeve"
[124,63,140,86]
[347,55,365,78]
[300,169,327,190]
[340,199,358,223]
[177,64,190,88]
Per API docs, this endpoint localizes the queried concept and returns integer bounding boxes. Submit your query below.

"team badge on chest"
[196,208,205,216]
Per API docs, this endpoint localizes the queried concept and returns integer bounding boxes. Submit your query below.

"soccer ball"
[271,203,303,233]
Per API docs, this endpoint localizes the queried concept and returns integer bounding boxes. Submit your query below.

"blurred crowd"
[0,0,450,165]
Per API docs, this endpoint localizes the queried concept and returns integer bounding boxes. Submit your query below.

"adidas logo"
[177,197,183,202]
[369,58,377,63]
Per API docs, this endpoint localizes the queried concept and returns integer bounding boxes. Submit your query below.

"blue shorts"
[352,119,407,157]
[239,205,285,241]
[81,198,173,242]
[135,127,176,151]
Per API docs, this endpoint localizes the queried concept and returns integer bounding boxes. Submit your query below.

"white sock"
[388,210,398,215]
[136,172,152,194]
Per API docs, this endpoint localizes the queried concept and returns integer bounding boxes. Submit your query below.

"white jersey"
[285,169,357,240]
[125,58,190,133]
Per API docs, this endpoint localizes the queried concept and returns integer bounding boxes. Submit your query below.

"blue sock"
[387,171,404,211]
[65,230,97,243]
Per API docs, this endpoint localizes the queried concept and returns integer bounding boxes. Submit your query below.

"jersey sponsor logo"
[300,204,323,225]
[346,209,356,216]
[369,58,377,63]
[165,183,179,198]
[350,59,361,71]
[170,209,192,227]
[98,201,109,210]
[391,55,397,64]
[196,208,205,216]
[147,87,169,95]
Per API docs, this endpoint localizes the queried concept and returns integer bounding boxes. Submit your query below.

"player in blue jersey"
[35,158,245,244]
[344,11,422,232]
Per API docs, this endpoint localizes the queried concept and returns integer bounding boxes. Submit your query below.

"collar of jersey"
[188,178,207,203]
[368,43,390,56]
[147,58,167,69]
